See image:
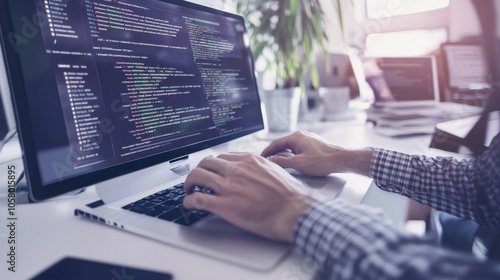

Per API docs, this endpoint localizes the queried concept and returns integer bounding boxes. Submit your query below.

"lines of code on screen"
[26,0,261,183]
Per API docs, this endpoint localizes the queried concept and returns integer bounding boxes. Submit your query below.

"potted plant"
[229,0,333,131]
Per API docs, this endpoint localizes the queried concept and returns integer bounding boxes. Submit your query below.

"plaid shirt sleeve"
[370,133,500,229]
[294,199,500,280]
[292,133,500,279]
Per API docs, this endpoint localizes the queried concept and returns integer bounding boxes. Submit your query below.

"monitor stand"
[1,136,86,204]
[14,175,86,204]
[14,175,29,204]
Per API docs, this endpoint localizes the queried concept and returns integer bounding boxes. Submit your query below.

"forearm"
[293,200,500,280]
[369,144,500,228]
[339,148,373,176]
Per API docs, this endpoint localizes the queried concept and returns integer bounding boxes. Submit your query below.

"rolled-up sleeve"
[369,134,500,228]
[293,199,500,279]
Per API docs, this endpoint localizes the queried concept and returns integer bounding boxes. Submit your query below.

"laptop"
[0,0,369,271]
[362,56,440,107]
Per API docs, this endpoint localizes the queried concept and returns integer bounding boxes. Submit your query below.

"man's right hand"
[261,131,373,177]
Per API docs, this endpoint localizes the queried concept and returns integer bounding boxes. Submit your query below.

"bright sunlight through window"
[367,0,449,19]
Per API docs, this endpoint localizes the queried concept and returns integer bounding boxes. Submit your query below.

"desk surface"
[0,117,440,280]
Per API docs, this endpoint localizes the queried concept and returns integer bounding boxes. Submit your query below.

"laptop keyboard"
[122,183,212,227]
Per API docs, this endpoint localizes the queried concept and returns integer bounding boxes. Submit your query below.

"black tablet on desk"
[32,257,172,280]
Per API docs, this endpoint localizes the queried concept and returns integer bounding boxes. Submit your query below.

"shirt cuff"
[293,199,386,274]
[369,148,415,195]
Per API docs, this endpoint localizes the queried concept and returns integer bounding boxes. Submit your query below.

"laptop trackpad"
[287,169,346,198]
[179,216,289,271]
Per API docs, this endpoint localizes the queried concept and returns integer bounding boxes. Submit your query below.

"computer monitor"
[0,44,17,140]
[441,43,489,90]
[0,90,11,141]
[363,56,440,107]
[0,0,264,201]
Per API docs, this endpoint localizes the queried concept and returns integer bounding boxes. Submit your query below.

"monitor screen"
[0,47,17,139]
[442,44,489,90]
[0,0,263,200]
[362,56,439,105]
[0,92,9,140]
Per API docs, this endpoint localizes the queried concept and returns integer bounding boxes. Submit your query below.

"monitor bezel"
[0,0,264,201]
[0,45,17,137]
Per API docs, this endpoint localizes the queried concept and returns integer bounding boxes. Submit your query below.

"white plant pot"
[263,88,301,132]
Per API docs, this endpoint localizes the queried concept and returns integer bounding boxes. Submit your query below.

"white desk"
[0,117,440,280]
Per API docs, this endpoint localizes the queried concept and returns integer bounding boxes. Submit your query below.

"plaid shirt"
[293,134,500,279]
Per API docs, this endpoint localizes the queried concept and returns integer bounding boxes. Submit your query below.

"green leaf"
[311,63,320,88]
[228,0,329,87]
[334,0,345,38]
[252,41,267,61]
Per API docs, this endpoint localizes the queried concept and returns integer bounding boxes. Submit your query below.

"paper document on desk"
[367,102,483,137]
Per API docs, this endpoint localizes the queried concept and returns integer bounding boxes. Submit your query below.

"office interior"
[0,0,499,279]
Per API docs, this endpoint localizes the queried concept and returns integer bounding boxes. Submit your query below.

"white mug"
[319,87,350,116]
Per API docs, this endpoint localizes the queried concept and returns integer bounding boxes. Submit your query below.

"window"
[367,0,449,19]
[366,29,448,56]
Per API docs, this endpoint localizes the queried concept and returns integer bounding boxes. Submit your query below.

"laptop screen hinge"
[169,155,189,164]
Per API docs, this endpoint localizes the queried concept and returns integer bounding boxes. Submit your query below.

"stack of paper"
[366,102,483,137]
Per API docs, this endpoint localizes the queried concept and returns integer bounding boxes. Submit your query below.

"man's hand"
[261,131,373,177]
[183,153,317,243]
